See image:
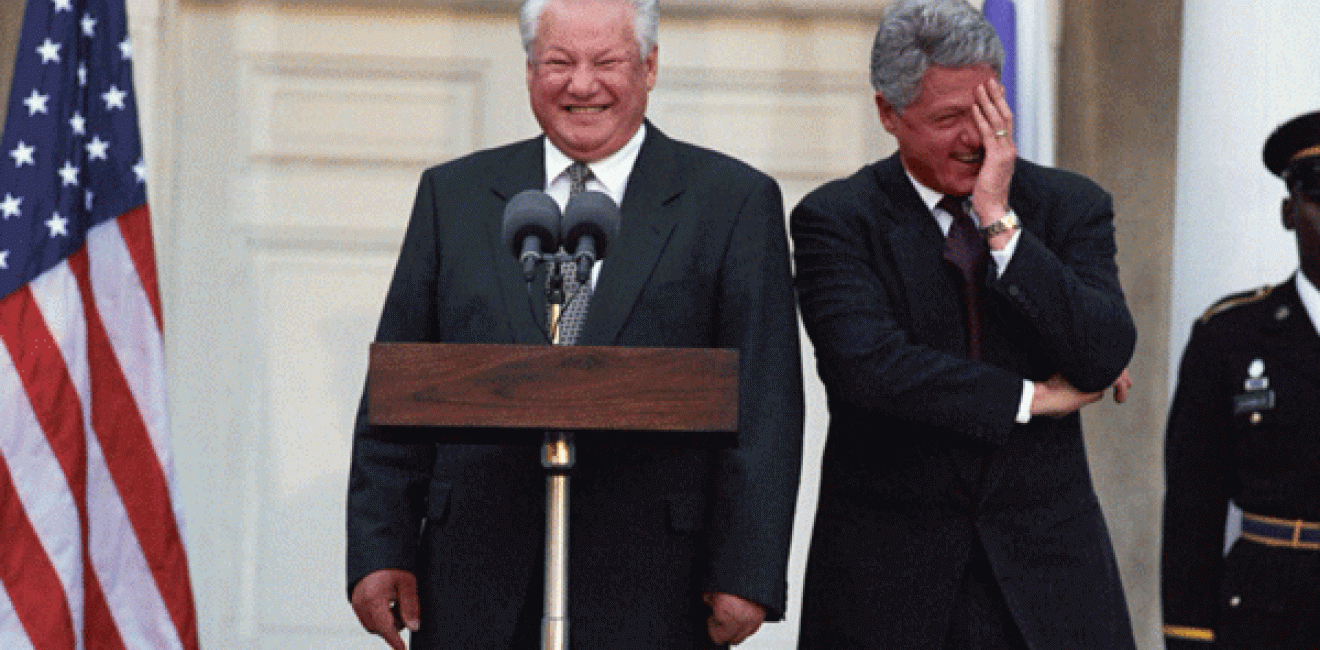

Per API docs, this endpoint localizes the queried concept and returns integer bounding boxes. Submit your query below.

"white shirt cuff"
[990,227,1022,278]
[1016,379,1034,424]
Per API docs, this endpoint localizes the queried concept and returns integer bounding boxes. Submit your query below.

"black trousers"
[507,563,728,650]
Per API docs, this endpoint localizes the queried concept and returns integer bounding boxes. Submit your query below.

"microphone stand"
[541,255,573,650]
[504,189,613,650]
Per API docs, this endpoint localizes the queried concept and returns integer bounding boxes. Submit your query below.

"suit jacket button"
[1229,595,1242,607]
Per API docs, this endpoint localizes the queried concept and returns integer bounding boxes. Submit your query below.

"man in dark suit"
[792,1,1136,648]
[1161,110,1320,650]
[344,0,804,647]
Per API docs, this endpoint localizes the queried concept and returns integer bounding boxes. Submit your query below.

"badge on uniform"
[1233,358,1275,423]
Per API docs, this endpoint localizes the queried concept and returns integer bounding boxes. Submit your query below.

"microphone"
[501,190,561,282]
[561,191,621,283]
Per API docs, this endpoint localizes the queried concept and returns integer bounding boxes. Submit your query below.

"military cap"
[1263,110,1320,178]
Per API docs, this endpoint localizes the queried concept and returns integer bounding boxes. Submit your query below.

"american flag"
[0,0,200,648]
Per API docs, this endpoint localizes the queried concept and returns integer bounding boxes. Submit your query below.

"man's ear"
[1283,197,1297,231]
[643,45,658,91]
[875,93,900,136]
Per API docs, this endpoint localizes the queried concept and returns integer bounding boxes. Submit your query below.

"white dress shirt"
[542,124,646,289]
[904,171,1035,423]
[1296,269,1320,337]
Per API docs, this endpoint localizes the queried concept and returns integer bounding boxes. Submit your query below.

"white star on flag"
[58,161,80,186]
[37,38,62,64]
[1,193,21,219]
[0,250,8,269]
[51,0,73,12]
[118,38,133,60]
[134,158,147,183]
[23,89,50,115]
[78,63,87,86]
[70,111,86,134]
[9,141,36,167]
[102,85,127,110]
[86,136,110,160]
[45,212,70,236]
[82,13,97,37]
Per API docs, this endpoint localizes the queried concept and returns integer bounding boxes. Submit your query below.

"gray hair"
[519,0,658,60]
[870,0,1004,113]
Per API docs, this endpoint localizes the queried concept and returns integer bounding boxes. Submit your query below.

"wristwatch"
[979,209,1019,237]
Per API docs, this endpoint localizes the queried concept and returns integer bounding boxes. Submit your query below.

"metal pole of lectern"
[542,300,573,650]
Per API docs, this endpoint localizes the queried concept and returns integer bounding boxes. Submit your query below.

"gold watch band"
[980,209,1019,237]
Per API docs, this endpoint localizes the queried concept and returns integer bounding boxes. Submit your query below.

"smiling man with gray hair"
[344,0,803,647]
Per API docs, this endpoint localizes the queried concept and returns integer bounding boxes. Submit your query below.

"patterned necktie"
[939,195,989,360]
[554,162,594,345]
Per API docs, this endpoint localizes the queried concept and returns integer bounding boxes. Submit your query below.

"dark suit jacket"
[346,123,804,650]
[1162,277,1320,650]
[793,153,1137,650]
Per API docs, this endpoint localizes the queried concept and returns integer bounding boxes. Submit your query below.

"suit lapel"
[488,137,551,344]
[871,155,967,355]
[579,124,684,345]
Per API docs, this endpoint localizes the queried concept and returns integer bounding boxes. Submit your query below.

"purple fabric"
[983,0,1018,119]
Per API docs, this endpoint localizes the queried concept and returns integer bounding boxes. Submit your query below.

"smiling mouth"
[953,151,985,164]
[566,106,607,114]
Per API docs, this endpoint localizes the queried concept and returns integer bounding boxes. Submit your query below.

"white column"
[1171,1,1320,383]
[1014,0,1058,166]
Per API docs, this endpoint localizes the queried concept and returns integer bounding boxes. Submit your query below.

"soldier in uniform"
[1162,109,1320,649]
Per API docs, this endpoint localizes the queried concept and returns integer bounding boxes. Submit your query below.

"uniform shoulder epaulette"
[1198,284,1276,324]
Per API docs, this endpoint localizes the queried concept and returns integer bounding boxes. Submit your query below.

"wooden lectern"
[366,342,738,650]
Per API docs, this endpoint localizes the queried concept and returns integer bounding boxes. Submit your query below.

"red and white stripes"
[0,207,198,650]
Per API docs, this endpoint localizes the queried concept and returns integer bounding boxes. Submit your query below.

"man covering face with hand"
[792,1,1137,648]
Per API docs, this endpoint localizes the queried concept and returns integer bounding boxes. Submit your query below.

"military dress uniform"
[1161,276,1320,649]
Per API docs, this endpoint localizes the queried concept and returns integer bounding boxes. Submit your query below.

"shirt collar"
[904,167,943,211]
[1295,270,1320,336]
[543,123,647,208]
[903,167,955,235]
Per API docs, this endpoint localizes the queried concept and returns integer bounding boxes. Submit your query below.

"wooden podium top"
[367,343,738,433]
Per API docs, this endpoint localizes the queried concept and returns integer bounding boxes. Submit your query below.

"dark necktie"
[554,161,593,345]
[939,195,989,360]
